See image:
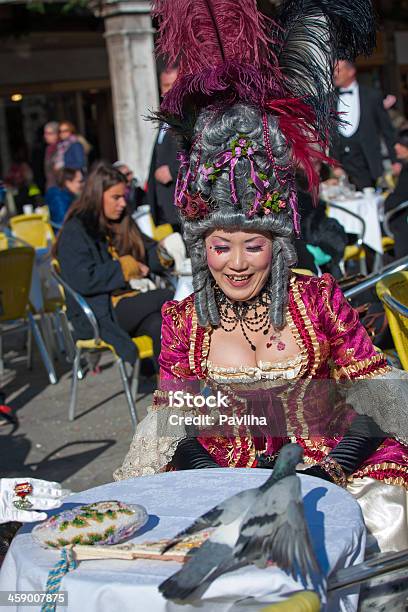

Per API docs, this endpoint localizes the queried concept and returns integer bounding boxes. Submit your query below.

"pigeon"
[159,443,323,602]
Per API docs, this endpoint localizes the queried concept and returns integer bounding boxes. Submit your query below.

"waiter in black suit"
[146,66,182,233]
[331,61,398,190]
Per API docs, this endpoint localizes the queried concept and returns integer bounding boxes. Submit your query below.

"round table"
[327,193,384,254]
[0,469,366,612]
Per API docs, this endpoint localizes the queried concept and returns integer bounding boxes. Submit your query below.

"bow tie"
[339,90,353,95]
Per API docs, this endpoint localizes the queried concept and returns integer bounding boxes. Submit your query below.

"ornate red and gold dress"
[115,273,408,551]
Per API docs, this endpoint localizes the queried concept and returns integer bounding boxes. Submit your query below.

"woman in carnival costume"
[116,0,408,552]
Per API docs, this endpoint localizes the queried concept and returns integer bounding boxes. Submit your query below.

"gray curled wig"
[180,103,297,329]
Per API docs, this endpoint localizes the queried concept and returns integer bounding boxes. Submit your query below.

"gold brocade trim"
[319,276,348,333]
[352,461,408,489]
[293,380,312,440]
[287,276,320,438]
[288,277,321,438]
[286,310,308,380]
[189,306,212,378]
[300,438,332,455]
[164,297,195,354]
[289,276,321,378]
[171,362,194,378]
[332,355,391,381]
[163,297,194,331]
[300,456,408,491]
[227,436,257,468]
[189,307,198,373]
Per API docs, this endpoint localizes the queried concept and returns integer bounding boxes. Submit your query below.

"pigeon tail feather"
[159,541,232,601]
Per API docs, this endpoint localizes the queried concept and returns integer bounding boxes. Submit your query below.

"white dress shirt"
[337,80,360,138]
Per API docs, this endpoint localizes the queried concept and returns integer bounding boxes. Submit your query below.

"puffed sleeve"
[159,298,196,381]
[316,274,390,380]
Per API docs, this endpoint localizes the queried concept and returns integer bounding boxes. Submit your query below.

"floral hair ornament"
[248,189,287,218]
[181,192,211,220]
[198,134,277,218]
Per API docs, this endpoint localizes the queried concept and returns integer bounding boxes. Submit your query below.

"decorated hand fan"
[32,500,148,549]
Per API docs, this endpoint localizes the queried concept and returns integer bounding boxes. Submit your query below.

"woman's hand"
[137,262,150,277]
[119,256,150,280]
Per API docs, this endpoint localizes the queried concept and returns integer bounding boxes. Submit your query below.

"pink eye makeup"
[211,244,230,254]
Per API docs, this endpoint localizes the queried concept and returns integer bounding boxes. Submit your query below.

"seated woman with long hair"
[115,0,408,553]
[55,162,173,368]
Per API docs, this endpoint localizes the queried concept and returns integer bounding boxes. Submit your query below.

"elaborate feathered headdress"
[152,0,376,327]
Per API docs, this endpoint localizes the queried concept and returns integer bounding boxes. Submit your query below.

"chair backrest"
[383,200,408,238]
[376,271,408,370]
[10,214,54,249]
[292,268,315,277]
[51,264,101,343]
[0,247,35,322]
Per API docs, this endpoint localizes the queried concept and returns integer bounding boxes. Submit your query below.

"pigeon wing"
[161,486,258,553]
[233,476,322,589]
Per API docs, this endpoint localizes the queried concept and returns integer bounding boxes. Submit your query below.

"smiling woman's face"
[205,229,273,301]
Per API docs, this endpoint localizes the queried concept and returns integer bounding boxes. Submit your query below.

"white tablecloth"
[0,470,366,612]
[327,194,383,254]
[174,275,193,302]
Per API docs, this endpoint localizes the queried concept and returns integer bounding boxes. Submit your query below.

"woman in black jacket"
[55,162,173,367]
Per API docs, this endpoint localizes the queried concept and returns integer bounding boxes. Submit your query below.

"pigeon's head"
[280,443,304,466]
[271,443,304,480]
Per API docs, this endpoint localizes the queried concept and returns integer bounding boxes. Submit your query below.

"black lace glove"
[328,414,386,474]
[171,438,219,470]
[300,465,336,484]
[303,414,387,486]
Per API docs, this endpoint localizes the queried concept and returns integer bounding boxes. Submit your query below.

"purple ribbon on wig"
[289,189,301,236]
[175,150,191,210]
[206,145,267,207]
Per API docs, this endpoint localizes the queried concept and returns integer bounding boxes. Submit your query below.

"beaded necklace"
[215,286,273,352]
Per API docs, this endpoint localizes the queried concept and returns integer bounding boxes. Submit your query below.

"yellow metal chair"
[0,246,57,383]
[376,271,408,370]
[292,268,315,276]
[10,213,54,249]
[52,268,153,429]
[151,218,174,242]
[0,232,8,251]
[260,591,320,611]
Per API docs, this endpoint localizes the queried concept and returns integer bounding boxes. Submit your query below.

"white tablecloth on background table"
[174,275,193,301]
[132,205,154,238]
[327,194,384,254]
[0,469,366,612]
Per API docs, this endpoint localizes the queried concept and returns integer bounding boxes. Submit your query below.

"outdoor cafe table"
[0,469,366,612]
[327,192,384,255]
